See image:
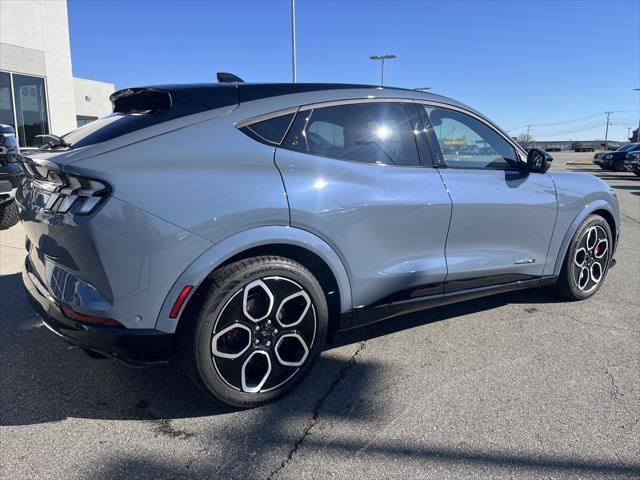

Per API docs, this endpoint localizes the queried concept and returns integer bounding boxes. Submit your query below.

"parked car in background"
[624,151,640,176]
[593,143,640,171]
[594,143,633,166]
[17,82,619,407]
[0,124,22,230]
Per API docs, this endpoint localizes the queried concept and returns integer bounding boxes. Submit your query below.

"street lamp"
[369,54,396,86]
[291,0,297,83]
[635,88,640,142]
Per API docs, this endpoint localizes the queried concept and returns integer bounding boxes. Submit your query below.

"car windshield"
[618,143,637,151]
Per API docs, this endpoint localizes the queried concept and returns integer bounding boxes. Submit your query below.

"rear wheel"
[0,200,19,230]
[179,256,328,408]
[555,215,612,300]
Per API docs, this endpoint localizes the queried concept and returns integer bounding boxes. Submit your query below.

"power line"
[506,110,639,132]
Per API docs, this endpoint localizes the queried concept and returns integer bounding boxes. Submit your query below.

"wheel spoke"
[577,267,589,290]
[211,323,252,359]
[241,350,272,393]
[574,247,587,267]
[243,279,274,322]
[275,290,312,328]
[586,226,598,251]
[590,261,603,284]
[274,333,309,367]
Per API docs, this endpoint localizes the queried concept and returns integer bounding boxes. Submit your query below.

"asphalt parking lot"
[1,152,638,480]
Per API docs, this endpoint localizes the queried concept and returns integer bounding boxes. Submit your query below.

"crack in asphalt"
[560,312,640,334]
[620,212,640,225]
[602,366,639,429]
[266,341,368,479]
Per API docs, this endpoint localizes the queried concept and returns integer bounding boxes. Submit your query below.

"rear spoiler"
[110,88,172,114]
[109,85,239,116]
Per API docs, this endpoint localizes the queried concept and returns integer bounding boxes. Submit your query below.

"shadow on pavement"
[2,265,567,428]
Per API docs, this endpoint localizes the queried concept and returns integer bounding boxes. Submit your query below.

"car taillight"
[20,161,110,215]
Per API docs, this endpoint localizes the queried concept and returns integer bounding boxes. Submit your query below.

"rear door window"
[281,102,420,166]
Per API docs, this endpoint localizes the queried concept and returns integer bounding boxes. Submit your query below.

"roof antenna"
[217,72,245,83]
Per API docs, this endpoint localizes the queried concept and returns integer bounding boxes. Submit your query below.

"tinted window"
[282,102,419,166]
[13,74,49,147]
[241,113,295,145]
[0,72,14,129]
[422,106,518,170]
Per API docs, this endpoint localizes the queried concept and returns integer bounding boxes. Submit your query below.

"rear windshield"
[62,113,184,148]
[62,87,238,148]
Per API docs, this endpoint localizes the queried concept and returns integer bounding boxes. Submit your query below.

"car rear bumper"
[23,257,174,366]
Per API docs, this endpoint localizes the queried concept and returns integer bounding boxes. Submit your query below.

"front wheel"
[555,215,612,300]
[179,256,328,408]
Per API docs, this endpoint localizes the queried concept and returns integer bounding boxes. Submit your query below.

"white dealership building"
[0,0,114,148]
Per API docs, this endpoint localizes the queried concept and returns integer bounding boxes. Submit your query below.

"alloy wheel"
[573,225,609,293]
[210,276,316,394]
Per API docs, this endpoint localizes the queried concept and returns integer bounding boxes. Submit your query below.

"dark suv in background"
[0,124,21,230]
[593,143,640,171]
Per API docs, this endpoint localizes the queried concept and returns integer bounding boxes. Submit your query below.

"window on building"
[13,73,49,147]
[0,72,14,129]
[76,116,98,128]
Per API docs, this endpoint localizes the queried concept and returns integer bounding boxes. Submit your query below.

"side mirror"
[527,148,553,173]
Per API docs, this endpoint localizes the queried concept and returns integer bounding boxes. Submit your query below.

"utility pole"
[291,0,297,83]
[525,125,532,148]
[628,127,632,142]
[604,112,612,151]
[369,54,396,86]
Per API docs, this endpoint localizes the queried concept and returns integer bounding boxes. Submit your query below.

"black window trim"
[413,99,527,171]
[238,98,436,167]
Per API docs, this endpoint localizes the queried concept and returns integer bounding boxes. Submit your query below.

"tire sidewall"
[564,215,612,300]
[194,259,328,407]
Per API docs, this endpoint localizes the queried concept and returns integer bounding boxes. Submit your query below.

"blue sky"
[68,0,639,141]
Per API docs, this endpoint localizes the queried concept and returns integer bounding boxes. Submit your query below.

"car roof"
[130,82,470,111]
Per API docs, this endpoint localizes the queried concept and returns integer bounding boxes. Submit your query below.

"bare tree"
[516,133,535,148]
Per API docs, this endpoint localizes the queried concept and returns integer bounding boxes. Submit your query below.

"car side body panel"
[436,168,558,286]
[63,116,290,244]
[154,225,353,333]
[275,147,452,309]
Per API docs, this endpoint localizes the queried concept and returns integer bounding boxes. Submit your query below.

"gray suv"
[17,83,619,407]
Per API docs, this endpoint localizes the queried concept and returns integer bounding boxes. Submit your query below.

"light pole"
[635,88,640,142]
[369,54,396,86]
[291,0,297,83]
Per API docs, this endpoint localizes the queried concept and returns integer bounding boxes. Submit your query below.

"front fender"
[546,198,619,277]
[154,226,353,333]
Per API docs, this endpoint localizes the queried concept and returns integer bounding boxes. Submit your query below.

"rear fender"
[155,226,352,333]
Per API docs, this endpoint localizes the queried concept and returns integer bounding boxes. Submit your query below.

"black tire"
[0,200,20,230]
[178,255,328,408]
[555,215,612,300]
